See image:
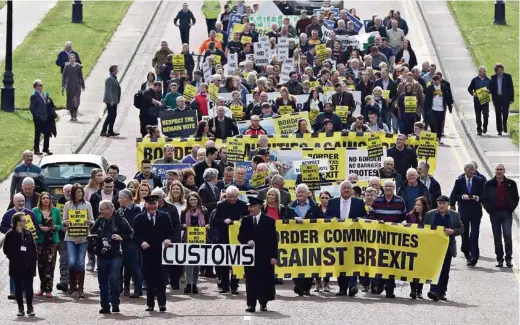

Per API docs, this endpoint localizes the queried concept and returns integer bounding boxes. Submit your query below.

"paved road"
[0,1,518,324]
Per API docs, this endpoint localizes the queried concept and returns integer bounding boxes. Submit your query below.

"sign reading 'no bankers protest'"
[229,219,449,284]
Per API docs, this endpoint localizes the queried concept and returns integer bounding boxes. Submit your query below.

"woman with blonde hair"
[126,179,140,197]
[134,181,151,208]
[262,187,287,220]
[275,86,297,114]
[83,168,103,201]
[167,180,187,216]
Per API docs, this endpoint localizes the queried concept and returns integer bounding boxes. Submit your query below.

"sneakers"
[56,283,68,292]
[17,309,25,317]
[27,308,35,316]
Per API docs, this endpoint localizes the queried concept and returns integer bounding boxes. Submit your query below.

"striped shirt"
[369,195,406,223]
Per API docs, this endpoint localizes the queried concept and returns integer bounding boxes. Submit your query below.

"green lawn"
[0,0,132,110]
[0,1,132,181]
[509,114,519,146]
[0,1,6,10]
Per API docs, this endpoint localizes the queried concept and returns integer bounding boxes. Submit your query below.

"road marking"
[243,316,251,321]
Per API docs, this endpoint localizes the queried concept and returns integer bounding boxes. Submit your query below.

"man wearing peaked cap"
[239,196,278,313]
[133,194,175,312]
[424,194,464,302]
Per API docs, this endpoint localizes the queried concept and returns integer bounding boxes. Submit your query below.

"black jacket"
[395,48,418,69]
[284,80,304,95]
[373,78,398,104]
[193,160,219,188]
[387,146,418,177]
[286,199,323,220]
[211,199,249,243]
[89,189,120,220]
[90,213,133,258]
[482,177,519,215]
[397,180,432,211]
[490,73,515,103]
[133,210,175,263]
[114,179,126,191]
[425,176,442,209]
[158,201,182,243]
[424,84,454,113]
[208,116,239,139]
[198,182,220,214]
[3,229,37,277]
[134,172,163,189]
[118,204,142,244]
[378,167,403,190]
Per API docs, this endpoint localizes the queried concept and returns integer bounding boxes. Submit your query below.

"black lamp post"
[493,0,507,25]
[72,0,83,24]
[1,0,14,112]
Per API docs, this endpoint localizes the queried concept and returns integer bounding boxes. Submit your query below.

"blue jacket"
[449,176,485,218]
[10,163,46,198]
[325,196,366,219]
[1,208,37,234]
[286,199,323,220]
[55,50,81,73]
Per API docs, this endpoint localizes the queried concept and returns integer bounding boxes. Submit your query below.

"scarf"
[185,208,205,227]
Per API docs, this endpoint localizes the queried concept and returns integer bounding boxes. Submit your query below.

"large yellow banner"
[136,132,437,173]
[228,219,449,284]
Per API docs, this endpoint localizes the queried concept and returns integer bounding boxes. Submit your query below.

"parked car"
[38,154,126,201]
[275,0,344,15]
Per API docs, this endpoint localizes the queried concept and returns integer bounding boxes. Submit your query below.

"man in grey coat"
[101,65,121,137]
[424,195,464,302]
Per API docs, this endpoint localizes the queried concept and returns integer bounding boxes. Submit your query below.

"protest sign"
[226,13,242,35]
[301,164,321,191]
[303,147,346,183]
[24,215,37,240]
[278,105,293,115]
[227,52,238,74]
[160,110,198,138]
[172,54,185,72]
[313,8,340,16]
[383,90,391,101]
[230,104,244,120]
[183,84,197,103]
[251,171,268,188]
[417,131,438,158]
[345,11,363,32]
[293,159,330,174]
[152,163,191,181]
[235,161,254,180]
[226,137,246,163]
[68,209,88,237]
[163,243,254,266]
[347,148,386,180]
[404,96,418,113]
[232,23,245,34]
[279,58,293,84]
[335,105,350,124]
[229,219,449,283]
[254,36,270,66]
[309,109,319,126]
[209,83,219,103]
[273,112,310,135]
[475,87,490,105]
[202,60,212,84]
[277,37,290,60]
[316,44,327,62]
[324,19,335,30]
[187,227,207,244]
[367,133,384,158]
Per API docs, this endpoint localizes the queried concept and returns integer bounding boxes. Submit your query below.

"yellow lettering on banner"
[367,133,384,158]
[209,83,220,103]
[173,54,185,72]
[24,215,37,240]
[382,90,391,101]
[187,227,207,244]
[183,84,198,103]
[417,131,438,158]
[251,171,268,188]
[404,96,418,114]
[232,23,244,34]
[68,209,88,237]
[229,219,449,283]
[316,44,327,61]
[335,106,349,123]
[230,105,244,120]
[475,87,490,105]
[212,55,222,65]
[309,81,319,88]
[241,36,252,44]
[278,105,293,115]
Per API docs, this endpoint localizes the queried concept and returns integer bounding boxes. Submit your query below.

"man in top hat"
[238,197,278,313]
[133,195,175,312]
[424,195,463,302]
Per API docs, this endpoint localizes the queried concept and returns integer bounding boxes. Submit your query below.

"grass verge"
[0,1,6,10]
[0,1,132,181]
[508,115,519,146]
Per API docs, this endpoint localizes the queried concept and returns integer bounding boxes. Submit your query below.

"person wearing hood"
[152,41,174,79]
[397,168,432,212]
[378,157,403,190]
[313,103,343,132]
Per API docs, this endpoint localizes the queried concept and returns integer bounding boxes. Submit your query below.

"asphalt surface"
[0,1,518,324]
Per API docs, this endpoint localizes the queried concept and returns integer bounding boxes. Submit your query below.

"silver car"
[280,0,345,15]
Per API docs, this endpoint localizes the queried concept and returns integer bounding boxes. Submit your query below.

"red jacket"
[194,93,208,116]
[243,126,267,136]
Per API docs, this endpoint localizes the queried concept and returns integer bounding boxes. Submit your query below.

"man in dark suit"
[211,185,249,294]
[208,106,239,139]
[238,196,278,313]
[325,180,365,297]
[29,79,54,155]
[425,195,464,302]
[101,65,121,137]
[489,63,515,135]
[449,162,485,266]
[198,168,220,215]
[257,175,291,207]
[330,83,356,121]
[133,195,175,312]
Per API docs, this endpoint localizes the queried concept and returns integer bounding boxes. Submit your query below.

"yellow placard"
[251,171,268,188]
[316,44,327,61]
[25,215,37,240]
[278,105,293,115]
[68,209,88,237]
[347,85,355,90]
[183,84,198,103]
[226,137,245,163]
[323,86,335,94]
[56,203,65,220]
[367,133,384,157]
[335,105,349,124]
[404,96,417,114]
[209,83,220,103]
[382,90,391,101]
[230,105,244,120]
[232,23,244,34]
[187,227,207,244]
[417,131,438,158]
[211,55,221,65]
[229,219,449,283]
[273,112,310,135]
[173,54,185,72]
[301,164,320,191]
[309,81,319,88]
[215,33,224,43]
[475,87,490,105]
[241,36,252,44]
[309,109,319,126]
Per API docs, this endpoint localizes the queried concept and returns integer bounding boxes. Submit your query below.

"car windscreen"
[41,162,101,180]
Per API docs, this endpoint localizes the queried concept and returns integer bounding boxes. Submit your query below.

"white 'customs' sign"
[162,243,255,266]
[228,52,238,74]
[277,37,289,60]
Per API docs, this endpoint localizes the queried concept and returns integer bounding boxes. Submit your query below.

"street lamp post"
[1,0,14,112]
[72,0,83,24]
[493,0,507,25]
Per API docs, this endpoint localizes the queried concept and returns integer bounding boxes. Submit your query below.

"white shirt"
[340,197,352,220]
[431,85,444,112]
[253,212,262,225]
[402,50,410,64]
[147,212,156,225]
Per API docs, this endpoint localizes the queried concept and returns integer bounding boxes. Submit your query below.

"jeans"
[493,96,510,133]
[430,250,452,296]
[490,211,513,262]
[381,109,391,130]
[97,257,122,309]
[33,119,50,152]
[186,266,199,285]
[390,113,399,133]
[101,103,118,133]
[14,275,33,311]
[474,102,489,133]
[122,242,142,294]
[66,241,88,271]
[460,216,482,260]
[9,276,15,294]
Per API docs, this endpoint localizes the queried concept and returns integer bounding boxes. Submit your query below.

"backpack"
[133,91,144,109]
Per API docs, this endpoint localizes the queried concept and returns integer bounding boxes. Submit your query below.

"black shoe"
[361,285,369,292]
[100,132,108,137]
[27,308,35,317]
[463,252,471,263]
[108,132,120,136]
[275,279,284,285]
[506,261,513,268]
[496,261,504,267]
[129,293,142,298]
[99,308,111,314]
[145,306,154,312]
[417,292,423,299]
[43,150,53,155]
[231,289,239,295]
[504,125,508,133]
[159,306,166,312]
[439,295,447,301]
[294,287,304,296]
[260,305,267,312]
[303,290,311,296]
[427,291,439,301]
[245,306,255,313]
[410,292,417,299]
[34,151,43,156]
[385,291,395,298]
[477,131,482,136]
[112,306,120,313]
[56,283,68,292]
[219,289,229,294]
[498,132,502,136]
[483,127,487,134]
[184,285,192,294]
[8,294,15,300]
[335,290,347,296]
[348,286,358,297]
[170,284,180,290]
[467,259,478,266]
[192,286,199,294]
[17,309,24,317]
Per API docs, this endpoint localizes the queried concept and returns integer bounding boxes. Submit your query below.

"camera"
[100,237,111,255]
